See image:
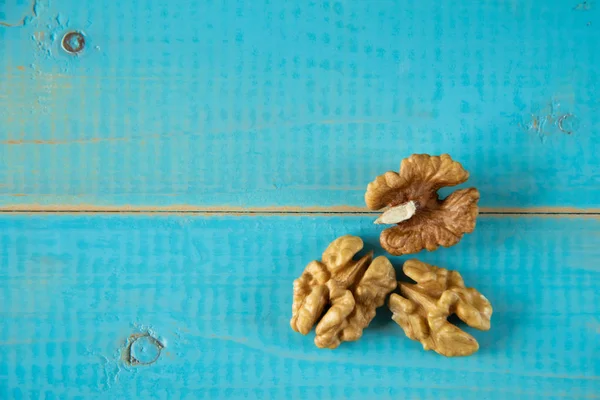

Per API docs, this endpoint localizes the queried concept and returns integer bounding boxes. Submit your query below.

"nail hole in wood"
[122,333,164,366]
[61,31,85,54]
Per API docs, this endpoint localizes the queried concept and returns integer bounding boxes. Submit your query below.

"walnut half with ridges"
[290,235,397,349]
[389,259,493,357]
[365,154,480,256]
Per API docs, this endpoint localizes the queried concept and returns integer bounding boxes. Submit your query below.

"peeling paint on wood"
[0,0,38,28]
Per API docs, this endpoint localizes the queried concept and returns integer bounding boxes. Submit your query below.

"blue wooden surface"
[1,215,599,399]
[1,0,600,399]
[1,0,599,209]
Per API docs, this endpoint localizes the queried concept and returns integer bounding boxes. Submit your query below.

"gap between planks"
[0,205,598,218]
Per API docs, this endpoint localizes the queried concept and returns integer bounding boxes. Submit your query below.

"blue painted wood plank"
[1,0,599,209]
[0,215,598,399]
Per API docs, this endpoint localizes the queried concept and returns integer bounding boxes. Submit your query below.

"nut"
[365,154,480,256]
[290,235,397,349]
[389,259,492,357]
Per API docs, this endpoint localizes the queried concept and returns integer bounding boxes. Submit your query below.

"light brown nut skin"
[365,154,480,256]
[290,235,397,349]
[389,259,492,357]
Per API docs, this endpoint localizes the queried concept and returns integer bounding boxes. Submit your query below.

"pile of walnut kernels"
[290,154,493,357]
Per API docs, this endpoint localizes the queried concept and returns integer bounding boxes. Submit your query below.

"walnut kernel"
[290,235,396,349]
[389,259,492,357]
[365,154,480,256]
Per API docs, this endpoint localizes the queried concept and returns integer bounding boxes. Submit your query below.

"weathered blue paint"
[1,0,599,398]
[1,0,599,208]
[0,215,598,399]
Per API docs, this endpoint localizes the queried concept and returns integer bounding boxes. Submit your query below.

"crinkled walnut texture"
[365,154,480,256]
[389,259,492,357]
[290,235,396,349]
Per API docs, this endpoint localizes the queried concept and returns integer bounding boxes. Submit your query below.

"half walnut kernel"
[389,259,493,357]
[365,154,480,256]
[290,235,396,349]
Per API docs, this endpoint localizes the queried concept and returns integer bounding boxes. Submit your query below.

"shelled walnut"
[389,259,492,357]
[365,154,480,256]
[290,235,396,349]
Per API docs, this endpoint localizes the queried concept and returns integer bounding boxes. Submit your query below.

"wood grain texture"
[0,215,598,399]
[1,1,599,399]
[1,0,599,209]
